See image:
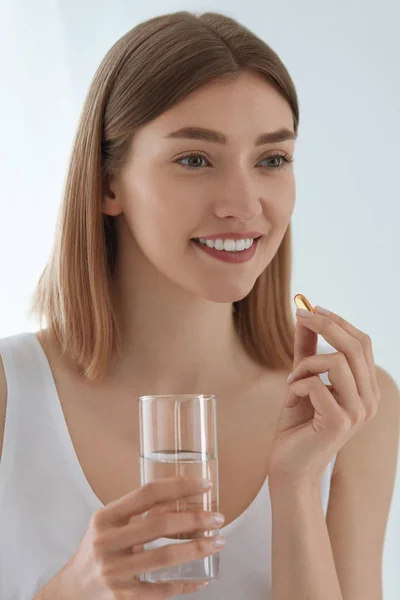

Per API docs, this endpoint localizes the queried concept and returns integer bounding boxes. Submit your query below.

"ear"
[101,171,123,217]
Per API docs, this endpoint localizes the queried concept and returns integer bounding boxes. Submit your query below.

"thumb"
[285,318,318,409]
[293,310,318,370]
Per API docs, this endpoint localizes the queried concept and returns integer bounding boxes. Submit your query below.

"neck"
[105,233,259,396]
[108,285,252,396]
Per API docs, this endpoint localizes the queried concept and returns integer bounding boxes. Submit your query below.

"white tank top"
[0,332,337,600]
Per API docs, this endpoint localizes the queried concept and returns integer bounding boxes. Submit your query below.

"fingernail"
[195,582,209,589]
[314,305,330,315]
[212,535,226,548]
[286,371,294,383]
[212,513,225,526]
[199,478,213,488]
[296,308,313,318]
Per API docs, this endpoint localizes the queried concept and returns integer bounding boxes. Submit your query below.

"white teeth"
[197,238,255,252]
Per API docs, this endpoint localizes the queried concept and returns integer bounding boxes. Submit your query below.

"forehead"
[135,71,295,145]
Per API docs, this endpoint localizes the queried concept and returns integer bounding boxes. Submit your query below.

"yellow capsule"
[294,293,315,313]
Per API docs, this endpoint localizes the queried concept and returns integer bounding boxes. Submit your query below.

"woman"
[0,10,399,600]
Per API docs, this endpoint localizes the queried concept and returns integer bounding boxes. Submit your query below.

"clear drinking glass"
[138,394,220,583]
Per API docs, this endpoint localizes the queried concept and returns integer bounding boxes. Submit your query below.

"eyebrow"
[163,126,297,146]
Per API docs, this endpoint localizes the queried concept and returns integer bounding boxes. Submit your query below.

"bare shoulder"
[0,354,7,463]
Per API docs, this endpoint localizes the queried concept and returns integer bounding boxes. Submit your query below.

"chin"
[199,283,256,304]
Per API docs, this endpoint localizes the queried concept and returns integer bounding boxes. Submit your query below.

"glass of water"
[138,394,220,583]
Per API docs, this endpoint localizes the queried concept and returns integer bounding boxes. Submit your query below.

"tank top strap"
[0,332,56,496]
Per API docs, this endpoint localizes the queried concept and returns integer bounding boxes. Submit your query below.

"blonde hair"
[29,10,299,381]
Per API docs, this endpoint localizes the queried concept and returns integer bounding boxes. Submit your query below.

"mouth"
[190,236,261,264]
[191,235,261,247]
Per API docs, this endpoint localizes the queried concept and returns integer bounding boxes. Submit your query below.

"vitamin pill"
[294,293,314,313]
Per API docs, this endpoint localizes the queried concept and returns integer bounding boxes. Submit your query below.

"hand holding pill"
[268,293,380,485]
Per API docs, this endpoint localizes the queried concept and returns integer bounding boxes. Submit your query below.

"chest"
[54,374,286,527]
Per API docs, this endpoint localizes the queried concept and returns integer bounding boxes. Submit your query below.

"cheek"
[123,195,193,263]
[266,178,295,222]
[123,186,172,237]
[133,175,201,227]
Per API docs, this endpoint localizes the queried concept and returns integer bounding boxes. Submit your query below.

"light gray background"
[0,1,399,597]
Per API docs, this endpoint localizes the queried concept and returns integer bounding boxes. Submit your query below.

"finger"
[97,510,219,552]
[122,579,209,597]
[293,312,318,370]
[105,534,222,581]
[314,306,379,393]
[289,376,344,424]
[98,476,213,527]
[296,311,372,399]
[145,498,203,517]
[287,353,360,417]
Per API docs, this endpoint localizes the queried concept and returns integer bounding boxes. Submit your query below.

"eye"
[175,152,210,170]
[174,151,294,171]
[261,154,294,170]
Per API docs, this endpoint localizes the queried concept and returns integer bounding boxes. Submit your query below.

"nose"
[212,176,263,223]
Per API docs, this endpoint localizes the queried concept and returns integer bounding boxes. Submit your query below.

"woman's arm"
[268,366,400,600]
[269,477,343,600]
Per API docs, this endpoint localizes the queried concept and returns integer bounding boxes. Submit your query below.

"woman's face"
[102,70,296,304]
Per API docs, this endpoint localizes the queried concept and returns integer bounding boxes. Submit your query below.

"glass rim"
[138,394,216,402]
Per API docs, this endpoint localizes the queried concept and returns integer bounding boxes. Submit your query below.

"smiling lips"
[193,231,263,241]
[192,236,261,263]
